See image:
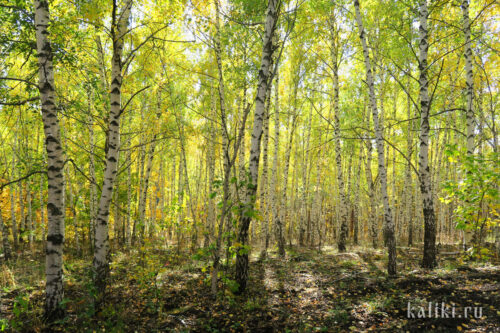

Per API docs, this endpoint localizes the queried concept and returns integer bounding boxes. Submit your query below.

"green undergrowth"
[0,243,499,332]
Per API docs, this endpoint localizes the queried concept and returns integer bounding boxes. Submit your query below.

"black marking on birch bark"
[47,203,62,216]
[47,233,64,245]
[45,136,58,144]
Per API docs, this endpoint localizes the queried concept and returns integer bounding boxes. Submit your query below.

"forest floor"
[1,244,499,332]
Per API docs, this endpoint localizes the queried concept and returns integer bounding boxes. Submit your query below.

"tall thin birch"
[354,0,396,275]
[34,0,66,319]
[235,0,281,292]
[417,0,437,269]
[93,0,133,300]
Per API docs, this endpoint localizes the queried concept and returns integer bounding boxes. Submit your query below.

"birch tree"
[34,0,66,319]
[270,72,284,255]
[417,0,437,269]
[211,0,233,296]
[462,0,474,158]
[235,0,281,293]
[328,15,348,252]
[354,0,396,275]
[93,0,133,301]
[461,0,476,249]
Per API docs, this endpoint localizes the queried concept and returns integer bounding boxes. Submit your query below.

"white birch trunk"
[462,0,474,157]
[299,101,312,246]
[330,23,348,252]
[204,92,216,248]
[211,0,233,296]
[126,148,132,247]
[260,90,271,252]
[139,140,157,242]
[235,0,280,292]
[270,72,281,253]
[93,0,132,298]
[354,0,396,275]
[462,0,477,249]
[87,90,97,252]
[34,0,66,319]
[417,0,437,268]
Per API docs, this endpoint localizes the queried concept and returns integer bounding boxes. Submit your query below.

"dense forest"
[0,0,499,331]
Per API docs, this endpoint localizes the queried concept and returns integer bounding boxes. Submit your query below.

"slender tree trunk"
[462,0,477,250]
[365,133,377,248]
[353,147,361,246]
[158,157,165,242]
[278,73,299,254]
[313,154,323,249]
[299,102,312,247]
[93,0,132,302]
[346,153,353,241]
[133,108,147,245]
[391,89,398,242]
[168,154,176,242]
[312,96,326,249]
[260,88,271,253]
[178,121,198,252]
[0,200,12,261]
[279,109,295,256]
[238,86,248,200]
[270,73,281,254]
[404,70,414,247]
[34,0,66,319]
[433,130,446,244]
[354,0,396,275]
[66,166,79,254]
[417,0,437,269]
[289,135,299,246]
[330,25,348,252]
[204,93,216,248]
[125,146,132,247]
[462,0,474,157]
[88,99,97,253]
[139,140,157,242]
[235,0,280,293]
[211,0,233,296]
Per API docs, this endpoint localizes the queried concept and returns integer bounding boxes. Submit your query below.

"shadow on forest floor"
[1,244,499,332]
